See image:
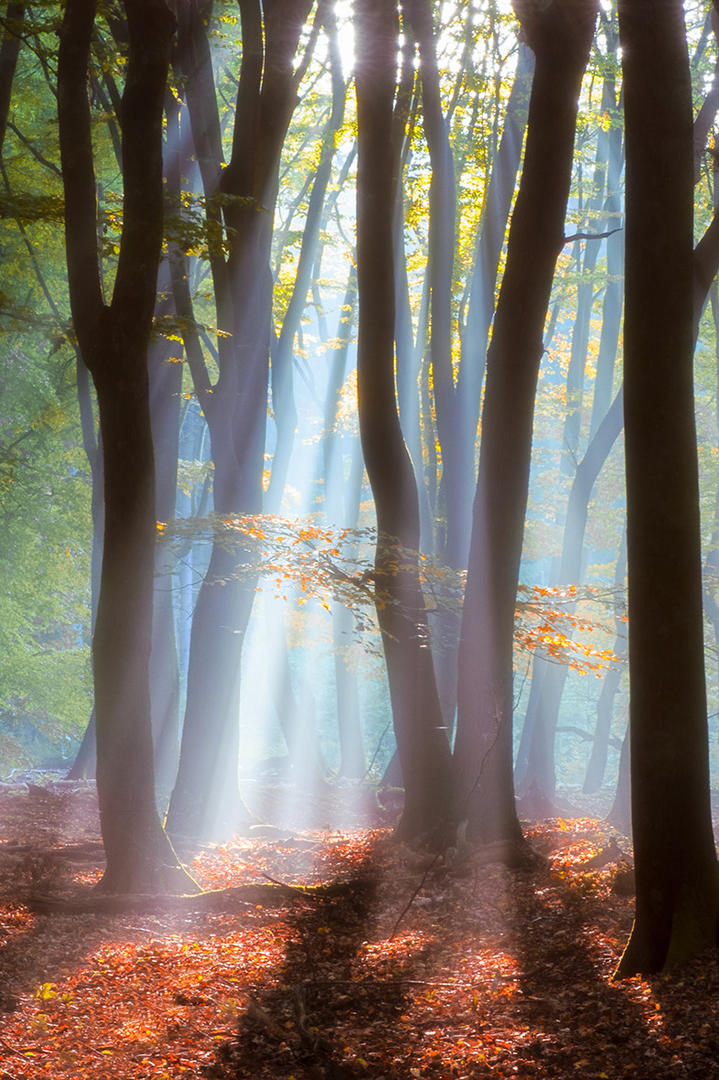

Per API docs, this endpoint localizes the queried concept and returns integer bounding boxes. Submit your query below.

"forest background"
[0,0,643,787]
[2,0,719,937]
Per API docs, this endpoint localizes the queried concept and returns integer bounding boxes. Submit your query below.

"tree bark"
[355,0,455,843]
[0,3,23,154]
[165,0,313,843]
[58,0,194,892]
[615,0,719,977]
[456,41,534,560]
[454,0,597,850]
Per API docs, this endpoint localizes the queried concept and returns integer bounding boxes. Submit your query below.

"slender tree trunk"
[166,0,313,843]
[456,42,534,556]
[703,288,719,727]
[607,722,630,835]
[405,0,460,568]
[589,15,623,439]
[66,359,102,780]
[615,0,719,977]
[266,5,344,509]
[583,529,627,793]
[311,265,366,778]
[454,0,597,851]
[0,4,23,153]
[560,64,617,474]
[333,440,366,779]
[355,0,455,843]
[395,177,433,550]
[148,265,183,801]
[524,389,623,798]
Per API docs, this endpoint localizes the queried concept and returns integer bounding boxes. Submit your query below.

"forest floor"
[1,776,719,1079]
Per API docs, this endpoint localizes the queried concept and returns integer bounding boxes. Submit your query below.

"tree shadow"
[208,845,438,1079]
[645,952,719,1076]
[507,861,718,1078]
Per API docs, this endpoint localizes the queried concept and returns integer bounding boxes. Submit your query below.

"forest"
[2,0,719,1076]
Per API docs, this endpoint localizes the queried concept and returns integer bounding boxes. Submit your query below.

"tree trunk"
[0,4,24,153]
[524,389,623,799]
[583,529,627,793]
[454,0,597,850]
[266,4,344,510]
[355,0,455,843]
[607,722,630,836]
[456,41,534,557]
[165,0,313,843]
[66,358,102,780]
[588,14,623,440]
[615,0,719,977]
[58,0,194,892]
[560,64,617,474]
[703,288,719,729]
[148,266,183,802]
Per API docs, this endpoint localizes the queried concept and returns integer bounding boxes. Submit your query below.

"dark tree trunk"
[615,0,719,977]
[453,0,597,851]
[355,0,454,843]
[703,288,719,725]
[58,0,194,892]
[0,3,24,154]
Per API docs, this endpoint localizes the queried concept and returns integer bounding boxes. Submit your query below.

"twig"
[563,226,622,244]
[389,851,443,939]
[0,1037,25,1058]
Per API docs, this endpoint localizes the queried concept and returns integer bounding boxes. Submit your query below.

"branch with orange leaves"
[157,513,625,674]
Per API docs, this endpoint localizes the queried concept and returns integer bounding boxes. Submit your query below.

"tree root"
[27,876,372,915]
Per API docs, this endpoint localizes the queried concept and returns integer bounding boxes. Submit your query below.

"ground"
[1,775,718,1079]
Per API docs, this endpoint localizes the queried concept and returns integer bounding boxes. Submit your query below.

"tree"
[165,0,314,843]
[58,0,193,892]
[355,0,455,841]
[615,0,719,976]
[453,0,597,852]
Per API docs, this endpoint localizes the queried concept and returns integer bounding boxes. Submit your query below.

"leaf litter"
[0,778,718,1078]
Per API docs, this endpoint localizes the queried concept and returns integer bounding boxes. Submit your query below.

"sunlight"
[334,1,355,76]
[7,6,719,1069]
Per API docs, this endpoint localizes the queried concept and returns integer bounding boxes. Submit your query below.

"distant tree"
[266,2,347,511]
[615,0,719,976]
[456,38,534,558]
[453,0,597,852]
[522,388,623,801]
[355,0,455,841]
[165,0,315,843]
[58,0,194,892]
[583,529,626,795]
